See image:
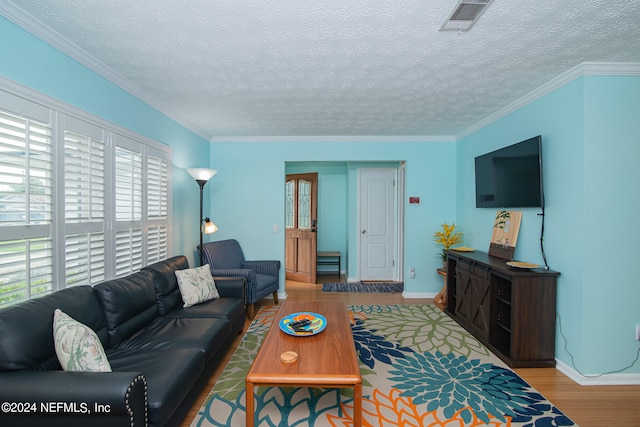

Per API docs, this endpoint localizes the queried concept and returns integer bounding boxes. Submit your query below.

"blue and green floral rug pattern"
[191,304,576,427]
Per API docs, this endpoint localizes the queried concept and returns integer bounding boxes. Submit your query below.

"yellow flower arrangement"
[434,223,463,261]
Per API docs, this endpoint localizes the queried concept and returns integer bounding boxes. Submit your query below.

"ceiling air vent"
[440,0,493,31]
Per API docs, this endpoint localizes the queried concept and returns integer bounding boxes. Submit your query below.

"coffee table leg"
[353,382,362,427]
[246,380,255,427]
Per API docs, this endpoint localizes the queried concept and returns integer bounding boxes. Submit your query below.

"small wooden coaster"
[280,351,298,363]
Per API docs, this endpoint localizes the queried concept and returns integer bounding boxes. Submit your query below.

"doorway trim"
[284,161,405,287]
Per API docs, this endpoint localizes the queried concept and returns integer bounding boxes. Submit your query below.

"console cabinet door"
[455,268,491,339]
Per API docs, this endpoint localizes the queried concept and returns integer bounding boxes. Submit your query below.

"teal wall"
[0,16,210,266]
[581,76,640,374]
[3,13,638,377]
[209,141,456,293]
[457,75,640,375]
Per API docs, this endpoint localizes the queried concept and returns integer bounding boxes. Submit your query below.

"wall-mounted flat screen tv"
[475,135,543,208]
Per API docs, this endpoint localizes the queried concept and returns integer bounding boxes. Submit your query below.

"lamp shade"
[186,168,218,182]
[203,218,218,234]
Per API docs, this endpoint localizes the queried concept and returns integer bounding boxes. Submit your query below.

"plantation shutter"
[0,94,54,308]
[1,81,172,308]
[114,136,143,277]
[146,150,169,263]
[63,117,106,287]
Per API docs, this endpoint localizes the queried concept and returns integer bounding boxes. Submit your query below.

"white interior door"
[359,168,396,281]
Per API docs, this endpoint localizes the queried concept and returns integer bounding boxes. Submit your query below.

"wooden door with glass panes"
[285,173,317,283]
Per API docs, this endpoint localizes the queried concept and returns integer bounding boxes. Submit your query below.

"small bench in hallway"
[317,251,341,276]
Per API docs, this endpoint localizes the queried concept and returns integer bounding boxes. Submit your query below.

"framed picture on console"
[489,210,522,260]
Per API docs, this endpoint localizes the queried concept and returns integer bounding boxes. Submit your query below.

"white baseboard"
[555,358,640,385]
[402,291,436,299]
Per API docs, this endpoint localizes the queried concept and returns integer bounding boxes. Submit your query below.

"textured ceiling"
[4,0,640,141]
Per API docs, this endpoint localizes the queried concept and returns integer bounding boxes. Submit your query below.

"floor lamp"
[186,168,218,266]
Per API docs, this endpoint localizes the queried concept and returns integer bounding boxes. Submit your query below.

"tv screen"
[475,136,543,208]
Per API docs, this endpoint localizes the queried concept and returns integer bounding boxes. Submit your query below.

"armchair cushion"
[255,274,278,293]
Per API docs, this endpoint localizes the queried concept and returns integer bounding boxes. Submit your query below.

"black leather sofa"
[0,255,245,427]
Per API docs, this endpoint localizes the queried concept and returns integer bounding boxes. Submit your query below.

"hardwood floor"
[180,275,640,427]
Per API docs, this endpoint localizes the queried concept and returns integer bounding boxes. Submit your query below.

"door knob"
[361,229,367,234]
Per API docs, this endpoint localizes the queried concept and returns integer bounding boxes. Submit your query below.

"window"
[0,95,54,308]
[0,84,171,309]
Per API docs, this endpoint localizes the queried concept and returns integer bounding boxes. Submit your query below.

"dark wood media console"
[445,250,560,368]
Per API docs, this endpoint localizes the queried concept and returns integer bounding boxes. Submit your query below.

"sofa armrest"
[242,260,281,277]
[212,276,245,300]
[0,371,147,427]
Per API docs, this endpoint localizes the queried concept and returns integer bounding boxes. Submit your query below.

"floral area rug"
[191,304,576,427]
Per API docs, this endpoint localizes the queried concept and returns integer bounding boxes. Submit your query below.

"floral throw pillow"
[174,264,220,307]
[53,309,112,372]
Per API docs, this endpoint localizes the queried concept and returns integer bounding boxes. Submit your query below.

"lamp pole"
[186,168,218,266]
[196,179,206,266]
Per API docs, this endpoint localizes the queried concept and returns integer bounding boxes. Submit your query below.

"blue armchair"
[199,239,280,318]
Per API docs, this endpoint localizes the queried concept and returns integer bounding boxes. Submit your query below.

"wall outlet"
[636,325,640,341]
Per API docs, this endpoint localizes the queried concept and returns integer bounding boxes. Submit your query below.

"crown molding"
[209,135,456,143]
[0,1,209,140]
[456,62,640,140]
[581,61,640,75]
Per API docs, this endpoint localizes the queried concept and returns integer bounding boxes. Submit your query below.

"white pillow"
[174,264,220,307]
[53,309,112,372]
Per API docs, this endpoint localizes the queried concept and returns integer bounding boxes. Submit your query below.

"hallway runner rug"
[322,282,404,293]
[191,304,576,427]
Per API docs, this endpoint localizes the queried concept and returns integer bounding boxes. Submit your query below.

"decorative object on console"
[433,222,463,267]
[187,167,218,265]
[433,223,463,306]
[451,246,474,252]
[489,210,521,260]
[506,261,540,269]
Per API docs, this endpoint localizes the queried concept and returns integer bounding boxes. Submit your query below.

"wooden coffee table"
[246,301,362,426]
